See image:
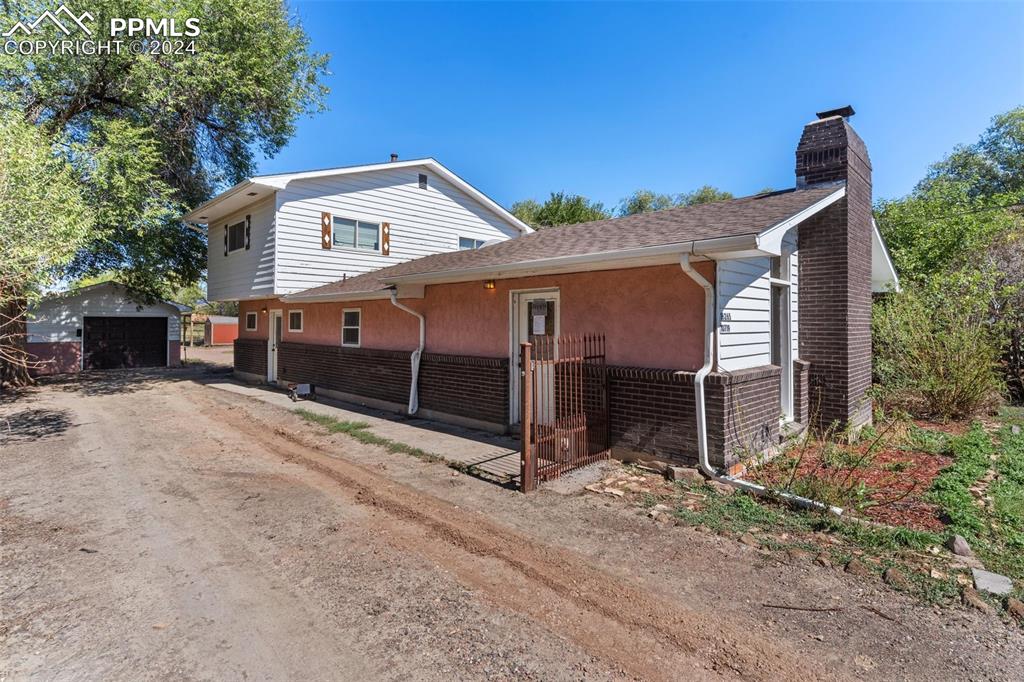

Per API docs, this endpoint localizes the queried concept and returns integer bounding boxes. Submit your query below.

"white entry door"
[510,290,560,424]
[268,310,283,383]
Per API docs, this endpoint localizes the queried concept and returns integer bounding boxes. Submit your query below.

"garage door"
[83,317,167,370]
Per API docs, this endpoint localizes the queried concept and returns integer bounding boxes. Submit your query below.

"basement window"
[342,309,361,347]
[459,236,485,250]
[227,221,246,253]
[288,310,303,333]
[245,312,257,331]
[333,217,380,252]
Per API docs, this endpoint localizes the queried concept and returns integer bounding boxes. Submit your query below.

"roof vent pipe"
[390,153,398,162]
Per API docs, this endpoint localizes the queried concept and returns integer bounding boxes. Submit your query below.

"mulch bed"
[753,444,953,532]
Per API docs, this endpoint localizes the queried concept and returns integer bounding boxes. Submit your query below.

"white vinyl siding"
[716,239,800,372]
[273,167,521,294]
[716,257,771,372]
[26,284,181,342]
[206,197,276,302]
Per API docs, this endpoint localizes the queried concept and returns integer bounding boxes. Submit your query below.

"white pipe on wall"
[389,290,424,415]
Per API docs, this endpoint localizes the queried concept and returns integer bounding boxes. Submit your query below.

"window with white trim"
[333,217,380,251]
[342,309,361,347]
[459,236,485,250]
[227,221,246,253]
[288,310,303,332]
[245,311,257,331]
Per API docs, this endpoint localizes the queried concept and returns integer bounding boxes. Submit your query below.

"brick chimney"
[795,106,873,432]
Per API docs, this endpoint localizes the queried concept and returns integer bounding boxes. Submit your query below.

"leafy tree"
[0,0,328,299]
[617,185,735,216]
[919,108,1024,199]
[617,189,677,216]
[511,192,609,228]
[510,199,542,226]
[678,185,734,206]
[0,0,327,384]
[0,107,93,386]
[873,107,1024,412]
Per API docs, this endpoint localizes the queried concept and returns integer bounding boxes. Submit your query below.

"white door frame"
[267,309,283,383]
[509,288,561,425]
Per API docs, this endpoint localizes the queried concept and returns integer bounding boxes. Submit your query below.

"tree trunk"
[0,298,33,390]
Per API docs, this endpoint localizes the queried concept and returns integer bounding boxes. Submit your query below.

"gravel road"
[2,370,1022,680]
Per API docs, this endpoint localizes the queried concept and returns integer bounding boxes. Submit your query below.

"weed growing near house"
[293,409,446,465]
[926,424,992,536]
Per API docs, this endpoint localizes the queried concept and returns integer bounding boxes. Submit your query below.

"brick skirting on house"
[793,359,811,425]
[607,364,782,468]
[244,338,784,469]
[277,342,510,426]
[234,338,267,378]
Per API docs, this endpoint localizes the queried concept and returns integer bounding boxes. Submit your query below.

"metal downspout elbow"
[389,290,425,415]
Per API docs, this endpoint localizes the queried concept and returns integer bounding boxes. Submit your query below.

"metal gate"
[519,335,610,492]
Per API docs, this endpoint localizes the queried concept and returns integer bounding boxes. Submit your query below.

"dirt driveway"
[2,371,1023,681]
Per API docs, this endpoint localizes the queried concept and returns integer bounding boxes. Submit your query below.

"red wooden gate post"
[520,342,536,492]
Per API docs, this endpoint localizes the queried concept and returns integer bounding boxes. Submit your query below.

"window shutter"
[223,225,228,256]
[382,222,390,256]
[245,215,251,250]
[321,212,332,249]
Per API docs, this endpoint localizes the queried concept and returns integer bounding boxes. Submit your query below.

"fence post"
[520,342,536,493]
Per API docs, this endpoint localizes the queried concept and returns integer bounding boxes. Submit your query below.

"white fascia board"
[379,240,736,287]
[182,180,277,224]
[183,158,532,235]
[281,289,394,303]
[754,186,847,255]
[872,218,901,293]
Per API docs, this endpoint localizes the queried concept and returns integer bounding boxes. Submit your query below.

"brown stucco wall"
[237,261,715,371]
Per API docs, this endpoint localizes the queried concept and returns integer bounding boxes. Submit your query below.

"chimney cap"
[816,105,855,120]
[389,153,398,162]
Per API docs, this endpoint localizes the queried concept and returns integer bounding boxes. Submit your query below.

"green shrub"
[873,284,1003,419]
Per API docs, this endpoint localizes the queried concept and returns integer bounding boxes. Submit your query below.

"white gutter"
[389,290,425,414]
[678,253,842,516]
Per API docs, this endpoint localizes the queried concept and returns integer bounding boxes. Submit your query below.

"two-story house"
[183,157,532,302]
[188,110,900,489]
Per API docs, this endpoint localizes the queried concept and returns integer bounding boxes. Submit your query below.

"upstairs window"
[227,221,246,252]
[245,312,257,331]
[288,310,303,333]
[418,173,428,189]
[333,217,380,252]
[459,236,485,250]
[342,309,361,347]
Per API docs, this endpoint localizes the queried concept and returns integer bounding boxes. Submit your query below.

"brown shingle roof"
[290,185,841,299]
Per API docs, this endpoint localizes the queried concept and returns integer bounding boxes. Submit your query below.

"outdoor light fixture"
[484,280,496,290]
[261,306,268,314]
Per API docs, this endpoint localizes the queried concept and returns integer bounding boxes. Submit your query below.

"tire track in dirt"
[201,388,844,682]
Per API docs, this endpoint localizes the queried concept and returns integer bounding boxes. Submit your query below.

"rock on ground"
[973,568,1014,596]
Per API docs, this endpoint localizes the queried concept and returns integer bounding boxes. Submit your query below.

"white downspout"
[389,290,424,415]
[679,253,842,516]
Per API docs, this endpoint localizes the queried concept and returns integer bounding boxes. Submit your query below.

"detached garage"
[26,282,189,376]
[204,315,239,346]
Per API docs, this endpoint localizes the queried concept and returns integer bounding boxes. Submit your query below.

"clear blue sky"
[256,1,1024,210]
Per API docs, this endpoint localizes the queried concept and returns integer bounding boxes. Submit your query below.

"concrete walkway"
[204,379,522,483]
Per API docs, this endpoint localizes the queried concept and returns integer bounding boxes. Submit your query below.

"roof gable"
[182,158,531,234]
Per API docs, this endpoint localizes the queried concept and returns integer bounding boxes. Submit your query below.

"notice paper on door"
[532,314,546,335]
